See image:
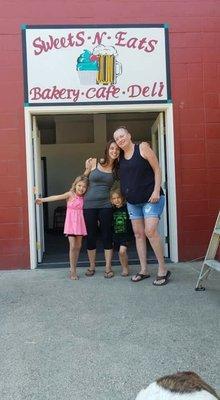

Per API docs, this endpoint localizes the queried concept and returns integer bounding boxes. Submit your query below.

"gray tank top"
[83,167,114,209]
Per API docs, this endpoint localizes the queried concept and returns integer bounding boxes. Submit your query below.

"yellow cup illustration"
[97,54,122,85]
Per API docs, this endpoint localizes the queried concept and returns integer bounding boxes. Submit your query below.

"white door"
[151,113,169,257]
[32,116,45,263]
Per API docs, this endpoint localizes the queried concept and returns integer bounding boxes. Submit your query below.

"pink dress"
[64,194,87,236]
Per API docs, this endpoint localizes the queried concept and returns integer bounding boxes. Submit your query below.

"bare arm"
[36,191,71,205]
[140,142,161,203]
[83,158,96,176]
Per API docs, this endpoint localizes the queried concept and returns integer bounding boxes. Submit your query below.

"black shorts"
[113,240,129,251]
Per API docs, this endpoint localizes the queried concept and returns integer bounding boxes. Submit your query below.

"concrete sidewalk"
[0,262,219,400]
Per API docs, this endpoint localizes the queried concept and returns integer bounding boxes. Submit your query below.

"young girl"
[36,175,89,280]
[110,188,133,277]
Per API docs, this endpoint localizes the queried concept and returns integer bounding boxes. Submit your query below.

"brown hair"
[99,139,120,178]
[157,371,219,398]
[70,175,89,194]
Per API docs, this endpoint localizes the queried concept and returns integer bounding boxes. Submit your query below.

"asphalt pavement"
[0,261,219,400]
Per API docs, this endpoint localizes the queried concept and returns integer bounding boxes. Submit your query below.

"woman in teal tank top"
[83,140,120,278]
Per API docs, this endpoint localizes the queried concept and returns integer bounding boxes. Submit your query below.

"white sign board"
[22,24,171,106]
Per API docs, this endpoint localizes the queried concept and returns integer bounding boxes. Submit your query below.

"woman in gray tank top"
[83,140,120,278]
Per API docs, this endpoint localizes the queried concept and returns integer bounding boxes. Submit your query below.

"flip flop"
[131,273,151,282]
[85,268,95,277]
[153,270,171,286]
[104,271,114,278]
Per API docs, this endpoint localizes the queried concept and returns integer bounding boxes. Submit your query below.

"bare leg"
[104,249,113,273]
[87,249,96,271]
[131,219,149,276]
[68,236,82,280]
[119,245,129,276]
[144,217,167,281]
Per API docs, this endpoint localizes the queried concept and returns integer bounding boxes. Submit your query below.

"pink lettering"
[92,32,107,45]
[30,87,41,99]
[85,85,120,101]
[115,31,127,47]
[127,82,165,98]
[76,31,85,46]
[59,89,67,99]
[32,32,85,55]
[114,31,158,54]
[29,86,80,102]
[144,39,158,53]
[138,38,148,50]
[127,85,142,98]
[85,88,96,99]
[60,37,68,48]
[158,82,164,97]
[33,37,44,56]
[142,86,150,97]
[53,38,61,49]
[127,37,139,49]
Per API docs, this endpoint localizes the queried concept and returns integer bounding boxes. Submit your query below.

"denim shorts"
[127,195,165,220]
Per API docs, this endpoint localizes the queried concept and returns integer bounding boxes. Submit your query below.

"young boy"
[110,188,133,276]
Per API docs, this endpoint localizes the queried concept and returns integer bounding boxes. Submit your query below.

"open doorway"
[33,111,170,268]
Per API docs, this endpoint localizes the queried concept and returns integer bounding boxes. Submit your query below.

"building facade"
[0,0,219,269]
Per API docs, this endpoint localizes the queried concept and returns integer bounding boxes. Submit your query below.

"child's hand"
[36,198,43,205]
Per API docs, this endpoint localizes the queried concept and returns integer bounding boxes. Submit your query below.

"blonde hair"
[115,125,129,133]
[110,188,125,203]
[70,175,89,193]
[113,125,130,138]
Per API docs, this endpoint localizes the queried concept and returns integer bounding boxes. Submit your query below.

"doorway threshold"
[37,258,171,269]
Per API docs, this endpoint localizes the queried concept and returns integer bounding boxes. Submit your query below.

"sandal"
[104,271,114,279]
[153,270,171,286]
[85,268,95,277]
[131,273,151,282]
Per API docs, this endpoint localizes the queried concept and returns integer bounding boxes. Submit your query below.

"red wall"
[0,0,219,268]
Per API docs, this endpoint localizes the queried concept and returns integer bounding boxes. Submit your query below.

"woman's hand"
[148,190,160,203]
[84,157,95,176]
[85,158,93,170]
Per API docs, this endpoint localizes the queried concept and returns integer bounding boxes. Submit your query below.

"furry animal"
[135,371,219,400]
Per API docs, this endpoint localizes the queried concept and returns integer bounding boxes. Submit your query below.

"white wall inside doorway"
[39,112,160,228]
[40,114,108,228]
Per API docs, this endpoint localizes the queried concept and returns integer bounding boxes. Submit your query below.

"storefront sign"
[22,24,171,106]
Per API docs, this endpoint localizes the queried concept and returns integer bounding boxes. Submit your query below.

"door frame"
[32,116,45,262]
[24,103,178,269]
[151,113,169,257]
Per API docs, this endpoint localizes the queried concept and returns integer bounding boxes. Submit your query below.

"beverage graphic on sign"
[22,25,170,105]
[76,46,122,86]
[93,45,122,85]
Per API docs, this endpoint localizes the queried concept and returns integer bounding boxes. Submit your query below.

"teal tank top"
[83,168,114,209]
